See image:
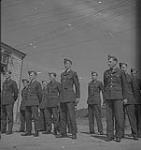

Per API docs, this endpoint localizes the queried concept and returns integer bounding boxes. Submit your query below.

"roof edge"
[1,42,26,60]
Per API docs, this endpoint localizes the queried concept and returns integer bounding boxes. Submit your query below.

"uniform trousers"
[25,106,39,132]
[1,104,14,132]
[125,104,138,136]
[39,109,46,131]
[135,104,141,136]
[44,107,58,132]
[60,102,77,135]
[88,104,103,133]
[20,108,26,131]
[106,100,124,138]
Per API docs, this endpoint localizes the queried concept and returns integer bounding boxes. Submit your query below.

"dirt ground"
[0,118,141,150]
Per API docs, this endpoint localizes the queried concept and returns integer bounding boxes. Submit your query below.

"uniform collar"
[65,68,71,73]
[43,86,47,90]
[5,78,12,83]
[92,79,97,83]
[29,79,36,84]
[109,67,119,73]
[64,69,72,74]
[50,80,56,84]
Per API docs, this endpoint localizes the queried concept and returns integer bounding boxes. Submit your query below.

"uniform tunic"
[1,78,18,132]
[46,81,61,107]
[20,87,28,110]
[87,80,104,105]
[39,87,48,109]
[2,79,18,105]
[60,70,80,102]
[103,67,127,100]
[25,80,42,106]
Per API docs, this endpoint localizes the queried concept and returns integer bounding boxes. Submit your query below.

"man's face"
[108,58,117,68]
[42,81,47,87]
[131,70,137,77]
[23,81,28,87]
[49,74,55,81]
[120,64,127,72]
[4,72,11,79]
[91,73,98,80]
[29,72,36,81]
[64,61,71,70]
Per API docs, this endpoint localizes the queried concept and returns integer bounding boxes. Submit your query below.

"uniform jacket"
[124,73,136,104]
[2,79,18,105]
[60,69,80,103]
[87,80,104,105]
[25,80,42,106]
[131,76,141,104]
[103,67,127,100]
[39,87,48,109]
[20,86,28,110]
[46,80,61,107]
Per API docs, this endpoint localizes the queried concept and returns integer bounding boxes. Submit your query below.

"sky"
[1,0,136,108]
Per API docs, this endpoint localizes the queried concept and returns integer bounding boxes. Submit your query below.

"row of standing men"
[1,56,141,142]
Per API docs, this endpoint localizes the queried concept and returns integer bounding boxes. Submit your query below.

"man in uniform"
[39,80,48,132]
[57,58,80,139]
[19,79,29,132]
[119,63,138,140]
[103,55,127,142]
[22,71,42,137]
[42,72,61,135]
[87,71,104,135]
[131,68,141,138]
[1,71,18,135]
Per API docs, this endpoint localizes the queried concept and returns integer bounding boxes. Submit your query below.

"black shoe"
[115,137,121,142]
[99,131,104,135]
[39,129,45,132]
[128,134,133,137]
[56,134,67,138]
[72,134,77,139]
[133,136,138,140]
[21,132,32,136]
[1,131,6,134]
[33,131,39,137]
[42,131,51,134]
[90,131,95,134]
[6,131,13,135]
[17,130,24,132]
[54,130,57,135]
[106,137,114,142]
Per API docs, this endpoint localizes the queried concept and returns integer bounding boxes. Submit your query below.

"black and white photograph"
[1,0,141,150]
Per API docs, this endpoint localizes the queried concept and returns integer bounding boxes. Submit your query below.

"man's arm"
[13,81,18,101]
[121,70,128,100]
[37,82,42,103]
[73,72,80,99]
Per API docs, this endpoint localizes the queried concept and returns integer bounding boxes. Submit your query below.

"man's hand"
[38,108,40,113]
[75,98,80,105]
[123,99,128,105]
